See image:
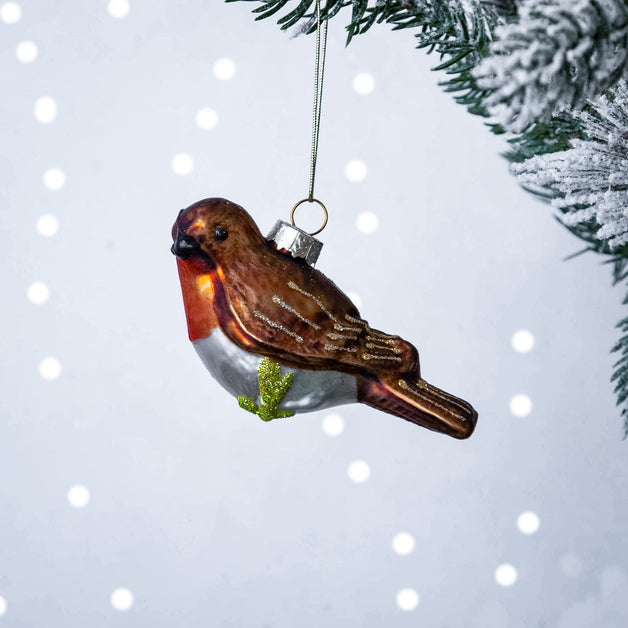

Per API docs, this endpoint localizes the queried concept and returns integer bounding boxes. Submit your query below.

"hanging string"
[308,0,328,202]
[290,0,329,236]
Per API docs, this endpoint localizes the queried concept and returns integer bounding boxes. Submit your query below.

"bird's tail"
[357,374,477,439]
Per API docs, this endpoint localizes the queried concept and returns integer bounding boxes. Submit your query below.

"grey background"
[1,1,628,626]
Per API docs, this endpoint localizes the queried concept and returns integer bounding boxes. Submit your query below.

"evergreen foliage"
[475,0,628,133]
[228,0,628,434]
[227,0,501,116]
[513,80,628,249]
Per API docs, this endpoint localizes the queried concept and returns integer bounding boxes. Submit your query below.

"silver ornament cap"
[267,220,323,267]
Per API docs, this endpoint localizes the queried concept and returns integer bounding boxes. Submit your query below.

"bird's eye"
[215,227,229,242]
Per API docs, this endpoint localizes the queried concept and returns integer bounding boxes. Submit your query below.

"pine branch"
[474,0,628,133]
[612,291,628,437]
[512,79,628,250]
[228,0,502,116]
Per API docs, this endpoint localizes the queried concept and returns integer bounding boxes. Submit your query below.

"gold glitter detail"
[345,314,396,340]
[327,332,358,341]
[398,379,467,421]
[287,281,339,323]
[253,310,304,343]
[333,323,362,333]
[271,295,321,330]
[361,353,401,362]
[325,344,357,353]
[365,335,397,345]
[366,342,401,354]
[344,314,365,324]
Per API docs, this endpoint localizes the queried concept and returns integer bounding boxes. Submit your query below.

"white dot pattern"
[353,72,375,95]
[517,511,540,534]
[347,460,370,483]
[0,2,21,24]
[111,588,134,611]
[27,281,50,305]
[214,58,236,80]
[43,168,66,191]
[512,330,535,353]
[356,212,379,234]
[171,153,194,175]
[108,0,130,19]
[345,159,367,182]
[67,485,90,508]
[322,414,344,436]
[196,107,219,130]
[510,394,532,417]
[34,97,57,123]
[396,588,419,611]
[392,532,416,556]
[37,214,59,237]
[16,41,38,63]
[39,357,62,380]
[495,564,517,587]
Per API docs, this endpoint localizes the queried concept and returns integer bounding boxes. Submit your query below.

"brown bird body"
[172,198,478,439]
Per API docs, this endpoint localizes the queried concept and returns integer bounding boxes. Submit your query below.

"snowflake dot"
[0,596,6,616]
[345,159,367,182]
[0,2,21,24]
[510,394,532,417]
[392,532,416,556]
[517,511,540,534]
[214,58,236,80]
[39,357,61,380]
[347,459,370,483]
[353,72,375,95]
[34,97,57,123]
[27,281,50,305]
[67,485,90,508]
[111,588,134,611]
[196,107,219,130]
[37,214,59,236]
[356,212,379,234]
[16,41,38,63]
[171,153,194,175]
[511,330,534,353]
[396,588,419,611]
[495,564,518,587]
[107,0,129,19]
[43,168,66,191]
[322,414,344,436]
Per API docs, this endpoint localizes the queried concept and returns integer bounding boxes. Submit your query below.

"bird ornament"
[172,198,478,439]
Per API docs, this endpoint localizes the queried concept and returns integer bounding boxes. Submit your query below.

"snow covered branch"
[475,0,628,132]
[513,79,628,248]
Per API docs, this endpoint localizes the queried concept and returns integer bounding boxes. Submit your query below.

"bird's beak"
[171,211,201,259]
[171,232,200,259]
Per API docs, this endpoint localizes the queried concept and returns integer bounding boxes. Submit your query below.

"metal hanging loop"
[290,198,329,236]
[291,0,329,236]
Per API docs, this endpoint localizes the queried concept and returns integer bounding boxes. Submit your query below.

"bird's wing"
[214,254,419,378]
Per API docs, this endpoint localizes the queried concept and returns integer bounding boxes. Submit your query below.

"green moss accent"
[237,358,296,421]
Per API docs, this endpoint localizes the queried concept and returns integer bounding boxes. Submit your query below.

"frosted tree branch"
[512,79,628,248]
[474,0,628,132]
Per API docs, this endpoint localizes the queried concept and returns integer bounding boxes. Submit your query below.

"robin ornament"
[172,198,478,439]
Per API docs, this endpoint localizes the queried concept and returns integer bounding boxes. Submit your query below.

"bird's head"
[171,198,264,268]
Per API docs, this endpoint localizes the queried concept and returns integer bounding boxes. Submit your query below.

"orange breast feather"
[176,258,219,342]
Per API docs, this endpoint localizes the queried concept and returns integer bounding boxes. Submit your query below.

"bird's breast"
[192,328,358,413]
[176,258,220,342]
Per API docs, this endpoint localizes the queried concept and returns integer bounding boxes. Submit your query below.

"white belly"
[193,328,358,413]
